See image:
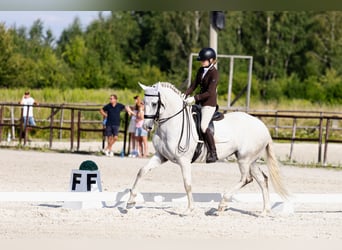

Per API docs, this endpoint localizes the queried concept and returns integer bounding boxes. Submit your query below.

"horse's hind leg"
[126,154,166,209]
[250,163,271,215]
[218,161,253,212]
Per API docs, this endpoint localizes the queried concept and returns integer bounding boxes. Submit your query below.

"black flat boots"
[203,128,218,163]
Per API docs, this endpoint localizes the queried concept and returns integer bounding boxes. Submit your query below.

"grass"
[0,87,144,106]
[218,97,342,113]
[0,87,341,112]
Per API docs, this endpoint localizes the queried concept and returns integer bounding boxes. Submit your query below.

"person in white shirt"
[20,91,38,140]
[20,91,38,127]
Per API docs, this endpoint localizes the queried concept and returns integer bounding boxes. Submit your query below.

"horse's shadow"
[149,206,259,217]
[205,207,259,217]
[116,202,199,217]
[37,201,258,217]
[117,203,259,217]
[115,203,175,215]
[162,207,193,217]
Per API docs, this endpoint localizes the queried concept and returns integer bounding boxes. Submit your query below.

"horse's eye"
[151,102,157,108]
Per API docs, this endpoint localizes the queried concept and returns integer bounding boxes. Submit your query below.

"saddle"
[191,104,224,163]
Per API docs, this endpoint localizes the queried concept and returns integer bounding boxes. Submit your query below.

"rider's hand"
[185,96,195,104]
[181,93,188,99]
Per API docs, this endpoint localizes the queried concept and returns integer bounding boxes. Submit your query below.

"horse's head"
[138,82,161,131]
[139,81,185,131]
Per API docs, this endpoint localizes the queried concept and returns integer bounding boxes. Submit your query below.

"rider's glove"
[185,96,195,104]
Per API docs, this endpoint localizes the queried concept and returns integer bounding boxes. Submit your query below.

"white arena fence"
[1,190,342,213]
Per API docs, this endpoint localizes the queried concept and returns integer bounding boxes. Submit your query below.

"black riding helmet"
[197,47,216,61]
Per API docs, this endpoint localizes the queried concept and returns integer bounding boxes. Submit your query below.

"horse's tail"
[265,142,290,200]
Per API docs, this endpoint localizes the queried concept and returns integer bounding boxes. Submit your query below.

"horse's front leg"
[178,158,194,212]
[126,153,166,209]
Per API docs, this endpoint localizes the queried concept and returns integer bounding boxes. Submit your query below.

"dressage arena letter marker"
[87,174,98,191]
[63,169,104,209]
[69,170,102,192]
[71,173,82,191]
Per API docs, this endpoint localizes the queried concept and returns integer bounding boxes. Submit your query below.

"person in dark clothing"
[100,94,130,157]
[184,47,219,163]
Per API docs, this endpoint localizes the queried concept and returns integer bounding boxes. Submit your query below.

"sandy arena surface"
[0,141,342,241]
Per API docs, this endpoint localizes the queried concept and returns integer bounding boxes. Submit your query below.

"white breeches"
[201,106,216,133]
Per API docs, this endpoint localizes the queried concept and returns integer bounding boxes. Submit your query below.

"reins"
[158,103,186,125]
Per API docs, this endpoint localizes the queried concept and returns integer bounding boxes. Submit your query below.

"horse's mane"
[155,82,182,96]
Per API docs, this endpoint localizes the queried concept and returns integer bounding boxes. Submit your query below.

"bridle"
[144,92,187,125]
[143,92,162,122]
[143,91,192,153]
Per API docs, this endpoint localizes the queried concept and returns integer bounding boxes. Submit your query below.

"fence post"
[77,110,81,151]
[289,117,297,161]
[19,108,23,144]
[227,57,234,108]
[49,107,54,148]
[0,105,3,142]
[22,104,30,145]
[318,114,323,164]
[10,106,15,140]
[275,110,279,137]
[70,108,74,151]
[323,118,331,166]
[59,104,64,140]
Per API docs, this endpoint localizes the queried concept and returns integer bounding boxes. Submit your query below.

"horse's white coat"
[127,82,289,215]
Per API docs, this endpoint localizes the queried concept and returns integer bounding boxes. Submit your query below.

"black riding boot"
[203,128,218,163]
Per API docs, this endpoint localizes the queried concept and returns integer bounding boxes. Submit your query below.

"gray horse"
[127,82,289,215]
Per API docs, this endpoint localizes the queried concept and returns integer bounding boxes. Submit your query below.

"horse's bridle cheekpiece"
[143,92,162,122]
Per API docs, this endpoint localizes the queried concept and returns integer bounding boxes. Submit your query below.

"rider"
[184,47,219,163]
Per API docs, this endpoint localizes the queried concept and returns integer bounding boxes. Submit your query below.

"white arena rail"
[0,190,341,204]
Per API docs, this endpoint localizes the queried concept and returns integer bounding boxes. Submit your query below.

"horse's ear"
[138,82,147,90]
[155,82,161,92]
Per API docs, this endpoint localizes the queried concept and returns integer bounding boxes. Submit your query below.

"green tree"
[306,12,342,77]
[219,11,245,55]
[0,23,15,87]
[56,17,83,55]
[132,11,210,86]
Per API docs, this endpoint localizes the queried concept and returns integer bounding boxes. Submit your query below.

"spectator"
[99,94,130,157]
[135,102,148,157]
[126,95,141,157]
[20,91,38,139]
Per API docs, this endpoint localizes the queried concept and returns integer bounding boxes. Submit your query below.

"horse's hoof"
[185,207,194,214]
[126,202,136,209]
[259,209,272,217]
[177,207,193,216]
[205,208,219,216]
[217,205,227,212]
[118,207,128,214]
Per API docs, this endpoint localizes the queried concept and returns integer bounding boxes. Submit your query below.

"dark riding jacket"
[185,66,218,107]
